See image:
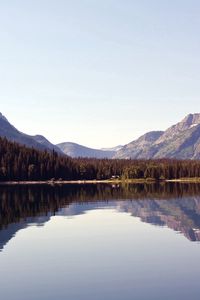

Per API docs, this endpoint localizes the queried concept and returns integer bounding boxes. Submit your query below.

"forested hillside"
[1,137,200,181]
[0,137,77,181]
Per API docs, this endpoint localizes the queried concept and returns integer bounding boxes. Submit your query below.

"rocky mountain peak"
[181,113,200,129]
[115,113,200,159]
[154,113,200,145]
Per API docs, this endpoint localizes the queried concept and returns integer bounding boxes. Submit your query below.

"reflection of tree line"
[1,183,200,232]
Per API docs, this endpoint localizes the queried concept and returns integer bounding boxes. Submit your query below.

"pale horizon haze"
[1,0,200,148]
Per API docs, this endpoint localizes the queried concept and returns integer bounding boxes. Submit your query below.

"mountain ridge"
[115,113,200,159]
[1,112,200,159]
[0,113,63,154]
[56,142,116,158]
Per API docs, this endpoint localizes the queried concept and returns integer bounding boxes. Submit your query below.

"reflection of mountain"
[0,215,51,251]
[117,199,200,241]
[58,197,200,242]
[1,183,200,250]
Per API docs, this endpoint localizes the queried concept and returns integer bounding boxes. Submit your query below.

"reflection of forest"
[0,183,200,250]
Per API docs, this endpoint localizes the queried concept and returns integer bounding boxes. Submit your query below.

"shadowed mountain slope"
[0,113,63,154]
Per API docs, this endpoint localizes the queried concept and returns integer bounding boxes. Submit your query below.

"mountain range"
[115,113,200,159]
[0,113,118,158]
[1,112,200,159]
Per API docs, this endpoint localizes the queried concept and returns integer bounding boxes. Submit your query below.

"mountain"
[101,145,123,152]
[115,113,200,159]
[0,112,119,158]
[56,142,116,158]
[115,131,164,159]
[0,113,63,154]
[2,111,200,159]
[32,135,62,153]
[155,113,200,145]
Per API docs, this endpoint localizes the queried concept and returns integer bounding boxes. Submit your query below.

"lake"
[0,183,200,300]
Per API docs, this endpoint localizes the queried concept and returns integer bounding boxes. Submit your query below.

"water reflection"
[1,183,200,250]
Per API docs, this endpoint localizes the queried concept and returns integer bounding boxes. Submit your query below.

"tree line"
[1,136,200,181]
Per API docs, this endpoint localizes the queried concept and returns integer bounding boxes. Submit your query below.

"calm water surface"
[1,183,200,300]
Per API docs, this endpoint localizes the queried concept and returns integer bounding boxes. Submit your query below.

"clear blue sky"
[0,0,200,148]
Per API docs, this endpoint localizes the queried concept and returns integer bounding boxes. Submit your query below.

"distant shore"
[1,178,200,185]
[166,178,200,183]
[0,179,149,185]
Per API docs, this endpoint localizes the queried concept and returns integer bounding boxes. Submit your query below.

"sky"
[0,0,200,148]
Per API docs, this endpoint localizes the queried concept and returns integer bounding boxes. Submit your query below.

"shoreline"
[0,179,150,185]
[0,178,200,185]
[166,178,200,183]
